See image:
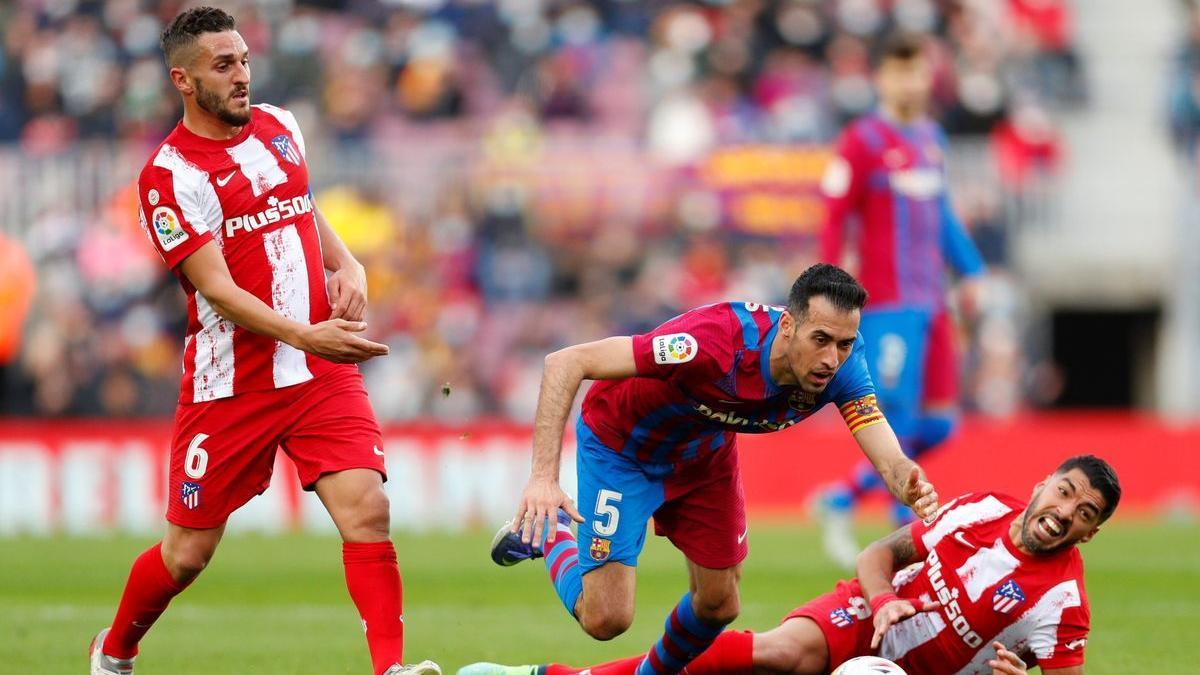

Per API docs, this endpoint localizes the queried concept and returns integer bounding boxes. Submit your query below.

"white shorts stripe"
[264,224,313,388]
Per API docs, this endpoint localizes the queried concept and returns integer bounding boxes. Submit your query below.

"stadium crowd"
[0,0,1080,419]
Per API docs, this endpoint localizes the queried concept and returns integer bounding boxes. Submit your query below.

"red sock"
[102,542,187,659]
[344,541,404,675]
[545,630,754,675]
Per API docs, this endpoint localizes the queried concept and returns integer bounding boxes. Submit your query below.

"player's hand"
[299,319,389,363]
[511,477,585,551]
[870,597,942,649]
[903,466,939,521]
[327,262,367,322]
[987,641,1028,674]
[957,277,985,322]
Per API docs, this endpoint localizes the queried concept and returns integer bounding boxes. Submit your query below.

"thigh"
[281,367,386,491]
[654,443,748,570]
[574,419,665,574]
[781,580,874,671]
[753,618,830,675]
[921,310,959,406]
[166,394,287,529]
[859,309,932,431]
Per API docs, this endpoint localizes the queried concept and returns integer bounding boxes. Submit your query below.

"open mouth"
[1035,514,1065,540]
[231,90,248,102]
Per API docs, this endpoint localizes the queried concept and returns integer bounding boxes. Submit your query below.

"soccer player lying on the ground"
[466,455,1119,675]
[817,31,987,569]
[491,263,938,675]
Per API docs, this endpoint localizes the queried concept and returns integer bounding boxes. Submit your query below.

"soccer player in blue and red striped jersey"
[817,34,987,567]
[490,264,940,675]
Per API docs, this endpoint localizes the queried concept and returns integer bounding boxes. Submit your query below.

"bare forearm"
[203,281,307,349]
[529,350,585,481]
[856,527,919,601]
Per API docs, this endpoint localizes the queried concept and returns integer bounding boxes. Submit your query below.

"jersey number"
[594,489,623,536]
[185,433,210,479]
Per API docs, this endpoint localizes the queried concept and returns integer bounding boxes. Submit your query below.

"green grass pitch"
[2,522,1196,673]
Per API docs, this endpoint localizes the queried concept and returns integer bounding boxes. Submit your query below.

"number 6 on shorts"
[594,489,623,536]
[185,433,210,479]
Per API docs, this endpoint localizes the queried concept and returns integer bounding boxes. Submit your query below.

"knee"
[162,538,217,582]
[578,605,634,641]
[341,488,391,542]
[693,588,740,626]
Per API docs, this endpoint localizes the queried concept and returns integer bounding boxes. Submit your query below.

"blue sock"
[543,513,582,617]
[635,592,727,675]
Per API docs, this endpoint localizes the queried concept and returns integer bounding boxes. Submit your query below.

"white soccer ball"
[831,656,908,675]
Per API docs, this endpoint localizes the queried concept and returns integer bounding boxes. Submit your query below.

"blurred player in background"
[490,264,939,675]
[818,33,987,568]
[463,454,1119,675]
[89,8,437,675]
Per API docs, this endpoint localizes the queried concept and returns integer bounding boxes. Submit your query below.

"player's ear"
[1078,526,1100,544]
[169,66,193,95]
[779,309,794,337]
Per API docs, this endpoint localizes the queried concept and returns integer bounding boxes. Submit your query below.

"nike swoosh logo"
[216,171,236,187]
[373,445,385,457]
[737,528,749,545]
[953,531,974,549]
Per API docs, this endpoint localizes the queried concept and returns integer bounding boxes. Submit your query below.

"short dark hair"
[1055,455,1121,522]
[787,263,868,318]
[160,6,237,67]
[875,32,925,68]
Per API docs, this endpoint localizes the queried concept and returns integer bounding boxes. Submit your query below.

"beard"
[1017,494,1075,555]
[195,78,251,127]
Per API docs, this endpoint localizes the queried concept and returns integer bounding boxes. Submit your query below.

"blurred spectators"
[0,0,1085,419]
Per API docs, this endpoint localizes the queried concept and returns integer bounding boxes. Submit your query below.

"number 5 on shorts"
[594,489,623,536]
[185,433,210,479]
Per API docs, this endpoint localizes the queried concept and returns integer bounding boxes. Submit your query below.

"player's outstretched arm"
[313,205,368,322]
[514,336,638,548]
[180,241,388,364]
[857,525,940,648]
[850,421,939,519]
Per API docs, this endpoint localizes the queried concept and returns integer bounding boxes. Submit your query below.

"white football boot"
[89,628,135,675]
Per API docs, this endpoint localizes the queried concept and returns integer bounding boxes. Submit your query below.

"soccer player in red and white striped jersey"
[462,455,1119,675]
[89,7,438,675]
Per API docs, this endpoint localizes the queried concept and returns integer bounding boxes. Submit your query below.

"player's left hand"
[327,262,368,322]
[903,466,939,521]
[870,597,942,649]
[987,641,1028,674]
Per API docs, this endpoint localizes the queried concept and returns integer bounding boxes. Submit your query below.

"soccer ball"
[831,656,908,675]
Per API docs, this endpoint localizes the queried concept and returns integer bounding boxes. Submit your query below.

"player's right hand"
[987,641,1028,674]
[299,319,389,363]
[512,478,585,551]
[870,596,942,649]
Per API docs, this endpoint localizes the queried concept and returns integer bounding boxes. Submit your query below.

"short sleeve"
[137,164,214,269]
[631,305,734,384]
[1034,593,1090,669]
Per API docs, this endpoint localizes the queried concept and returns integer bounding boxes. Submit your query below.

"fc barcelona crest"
[271,134,301,166]
[589,537,612,562]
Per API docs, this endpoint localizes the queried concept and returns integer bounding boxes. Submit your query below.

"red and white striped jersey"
[137,104,342,404]
[883,491,1090,673]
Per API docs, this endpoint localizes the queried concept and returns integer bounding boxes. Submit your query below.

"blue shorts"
[573,419,748,574]
[858,308,934,439]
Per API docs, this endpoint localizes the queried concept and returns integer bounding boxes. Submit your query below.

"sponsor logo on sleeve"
[653,333,696,365]
[147,188,159,206]
[151,206,189,252]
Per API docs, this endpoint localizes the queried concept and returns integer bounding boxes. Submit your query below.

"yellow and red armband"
[839,394,885,434]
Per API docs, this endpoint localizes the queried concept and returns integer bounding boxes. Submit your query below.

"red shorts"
[783,578,877,668]
[654,442,748,569]
[166,365,386,529]
[922,310,959,404]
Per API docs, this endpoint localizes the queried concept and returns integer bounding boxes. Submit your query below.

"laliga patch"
[653,333,696,365]
[589,537,612,562]
[820,156,851,198]
[151,206,189,252]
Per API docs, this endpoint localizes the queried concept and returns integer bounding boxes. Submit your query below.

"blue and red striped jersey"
[580,302,883,466]
[820,112,984,312]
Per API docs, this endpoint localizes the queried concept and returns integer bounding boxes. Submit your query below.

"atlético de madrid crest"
[271,134,300,166]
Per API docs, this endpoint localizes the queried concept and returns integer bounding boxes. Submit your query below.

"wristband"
[869,591,901,615]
